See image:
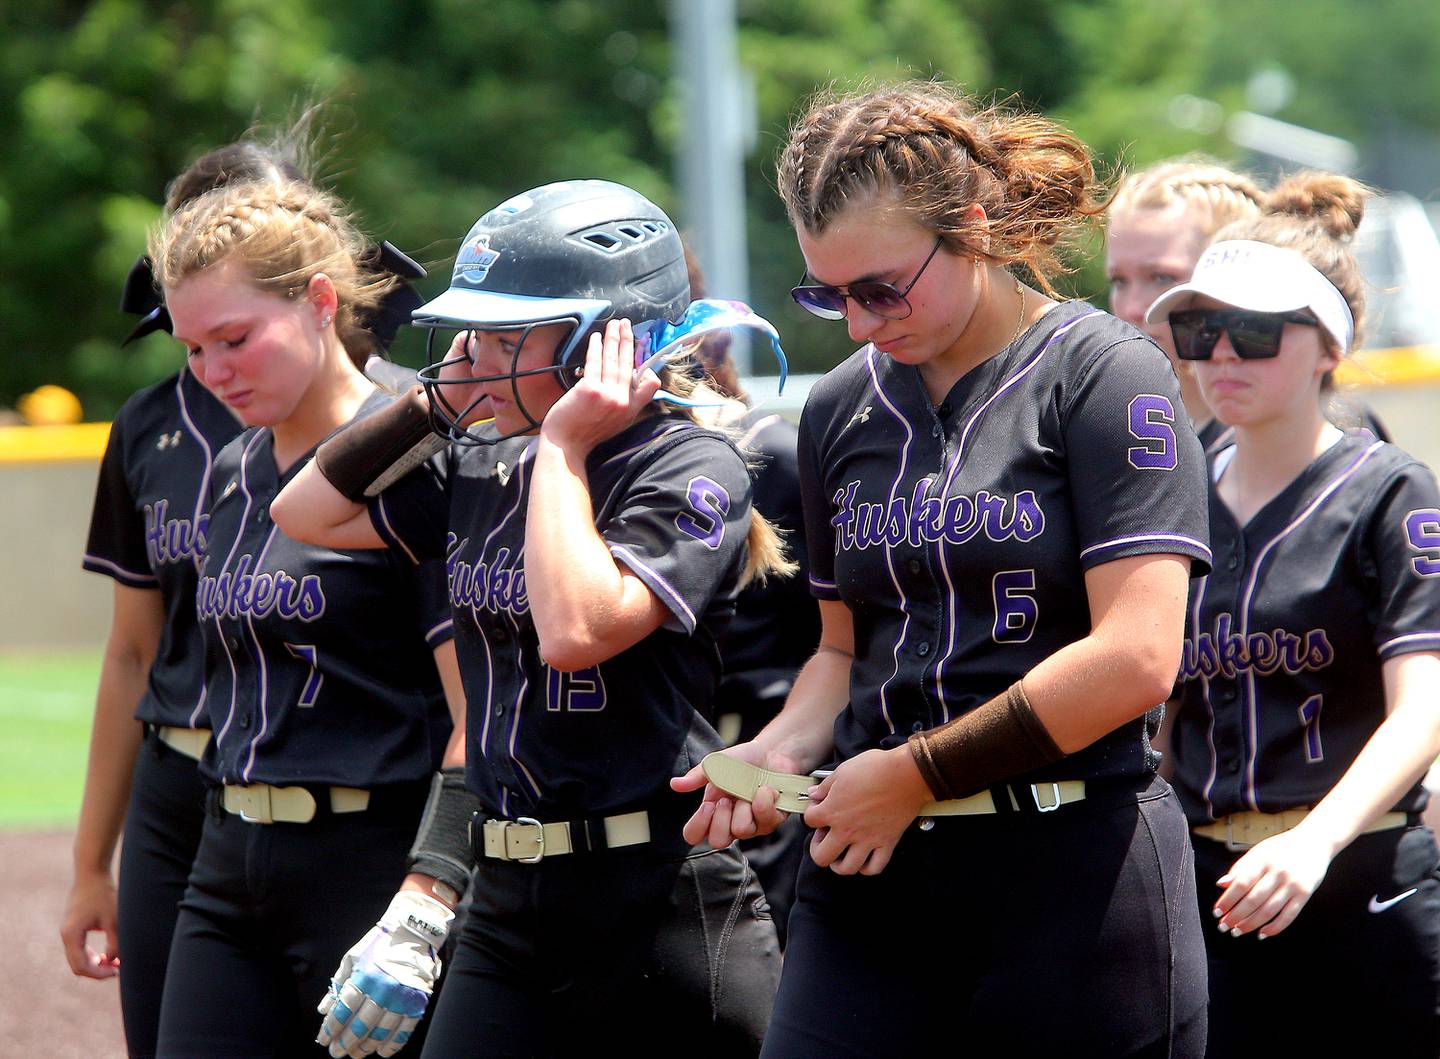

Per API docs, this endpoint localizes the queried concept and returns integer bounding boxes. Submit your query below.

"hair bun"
[1265,171,1367,240]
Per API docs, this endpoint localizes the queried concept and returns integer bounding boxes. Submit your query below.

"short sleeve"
[797,407,840,601]
[82,416,157,587]
[1063,339,1212,575]
[415,556,455,647]
[1361,461,1440,659]
[367,455,450,566]
[603,435,752,634]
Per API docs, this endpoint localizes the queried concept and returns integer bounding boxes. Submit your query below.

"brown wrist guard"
[907,681,1064,801]
[314,385,445,502]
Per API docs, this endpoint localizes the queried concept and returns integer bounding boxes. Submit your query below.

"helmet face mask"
[413,180,691,447]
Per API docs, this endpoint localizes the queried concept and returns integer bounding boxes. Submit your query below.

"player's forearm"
[525,435,656,669]
[72,640,150,873]
[754,642,852,772]
[1022,555,1188,753]
[1297,685,1440,858]
[272,460,380,549]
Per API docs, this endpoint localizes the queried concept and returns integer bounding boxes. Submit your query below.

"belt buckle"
[511,816,545,863]
[1224,815,1248,852]
[236,785,273,825]
[1031,782,1062,813]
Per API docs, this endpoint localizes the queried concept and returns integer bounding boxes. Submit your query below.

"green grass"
[0,649,102,828]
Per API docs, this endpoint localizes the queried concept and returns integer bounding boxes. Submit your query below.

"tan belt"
[222,783,370,824]
[479,811,651,863]
[1193,809,1410,851]
[699,752,1087,818]
[157,725,210,762]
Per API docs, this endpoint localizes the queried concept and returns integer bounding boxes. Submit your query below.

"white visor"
[1144,239,1354,353]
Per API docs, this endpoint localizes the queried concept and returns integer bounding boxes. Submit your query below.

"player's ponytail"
[776,81,1105,294]
[151,176,396,367]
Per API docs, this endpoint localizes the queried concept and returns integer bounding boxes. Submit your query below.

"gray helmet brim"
[412,287,611,331]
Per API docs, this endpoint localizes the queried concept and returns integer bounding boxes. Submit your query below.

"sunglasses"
[791,236,945,321]
[1169,308,1319,361]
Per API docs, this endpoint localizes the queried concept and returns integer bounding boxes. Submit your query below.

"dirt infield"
[5,831,125,1058]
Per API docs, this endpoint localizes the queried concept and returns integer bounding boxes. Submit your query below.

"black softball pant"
[762,774,1208,1058]
[154,782,429,1059]
[1194,824,1440,1058]
[116,727,208,1058]
[419,840,781,1057]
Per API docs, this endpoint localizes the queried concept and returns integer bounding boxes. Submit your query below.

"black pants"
[117,728,208,1058]
[1194,825,1440,1058]
[762,775,1208,1058]
[420,840,781,1057]
[154,783,429,1059]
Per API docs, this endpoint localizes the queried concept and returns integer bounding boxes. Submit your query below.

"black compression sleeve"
[406,768,481,897]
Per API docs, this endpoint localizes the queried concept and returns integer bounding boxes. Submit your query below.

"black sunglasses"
[791,236,945,321]
[1169,308,1319,361]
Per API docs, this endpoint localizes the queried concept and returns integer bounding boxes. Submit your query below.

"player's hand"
[437,331,491,427]
[1212,827,1334,939]
[316,890,453,1057]
[671,740,809,848]
[804,746,934,877]
[59,868,121,979]
[540,319,659,456]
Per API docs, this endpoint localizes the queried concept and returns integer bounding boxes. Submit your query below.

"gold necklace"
[1004,275,1026,349]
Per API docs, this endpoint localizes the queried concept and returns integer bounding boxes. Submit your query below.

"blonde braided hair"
[777,82,1105,293]
[1109,158,1266,242]
[149,176,396,366]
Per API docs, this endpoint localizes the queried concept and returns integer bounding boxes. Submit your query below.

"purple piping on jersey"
[862,347,917,737]
[931,311,1102,719]
[476,616,497,761]
[609,544,697,630]
[375,493,421,566]
[240,520,285,783]
[599,422,688,471]
[82,554,159,585]
[739,414,782,451]
[808,574,838,592]
[211,431,267,754]
[1238,439,1384,811]
[425,617,454,646]
[504,610,544,802]
[1078,532,1213,564]
[1188,573,1221,820]
[1378,631,1440,656]
[176,370,222,726]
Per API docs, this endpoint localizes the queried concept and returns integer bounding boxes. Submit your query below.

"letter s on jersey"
[1127,394,1178,470]
[676,476,730,550]
[1404,509,1440,576]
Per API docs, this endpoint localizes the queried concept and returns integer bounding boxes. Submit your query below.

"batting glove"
[316,890,453,1057]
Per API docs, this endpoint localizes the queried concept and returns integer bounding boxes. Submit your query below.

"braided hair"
[777,82,1105,293]
[1109,157,1267,244]
[150,176,396,366]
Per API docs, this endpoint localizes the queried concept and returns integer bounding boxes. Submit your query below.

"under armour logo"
[155,430,183,451]
[846,406,872,430]
[221,480,238,499]
[496,461,512,486]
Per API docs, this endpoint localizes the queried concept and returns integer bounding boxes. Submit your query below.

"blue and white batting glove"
[316,890,453,1057]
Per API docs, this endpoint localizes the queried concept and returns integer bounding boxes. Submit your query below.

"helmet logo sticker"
[457,234,500,285]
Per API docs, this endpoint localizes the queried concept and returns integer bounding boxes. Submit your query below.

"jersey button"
[1226,557,1239,571]
[916,641,931,657]
[226,636,241,652]
[238,714,250,729]
[910,720,925,733]
[906,559,922,575]
[493,704,504,717]
[931,424,943,438]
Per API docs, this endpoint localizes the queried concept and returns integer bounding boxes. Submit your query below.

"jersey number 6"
[992,570,1038,644]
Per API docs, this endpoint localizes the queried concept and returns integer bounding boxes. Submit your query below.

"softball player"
[1148,175,1440,1056]
[272,180,785,1057]
[144,174,459,1058]
[676,82,1214,1058]
[61,136,424,1058]
[1107,158,1388,451]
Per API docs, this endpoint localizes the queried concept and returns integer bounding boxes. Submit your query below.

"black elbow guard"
[406,767,481,898]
